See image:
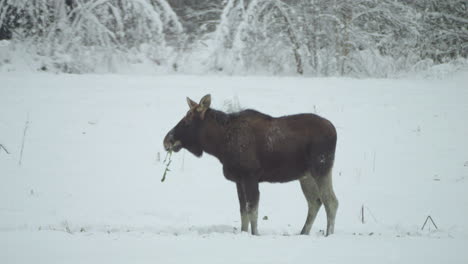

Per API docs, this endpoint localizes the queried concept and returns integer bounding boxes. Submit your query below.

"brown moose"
[164,95,338,236]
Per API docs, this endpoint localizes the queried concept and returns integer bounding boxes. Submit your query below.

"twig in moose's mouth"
[0,144,10,154]
[161,150,173,182]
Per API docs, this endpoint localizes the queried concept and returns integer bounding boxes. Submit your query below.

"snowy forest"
[0,0,467,76]
[2,1,468,263]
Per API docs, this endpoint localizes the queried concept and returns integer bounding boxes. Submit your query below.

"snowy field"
[1,72,468,263]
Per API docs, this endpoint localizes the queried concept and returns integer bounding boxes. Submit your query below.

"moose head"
[163,94,211,157]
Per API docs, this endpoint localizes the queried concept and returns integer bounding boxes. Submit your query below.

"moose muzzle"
[163,130,182,152]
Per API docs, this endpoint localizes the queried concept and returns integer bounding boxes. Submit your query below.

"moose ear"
[197,94,211,120]
[187,97,198,109]
[199,94,211,109]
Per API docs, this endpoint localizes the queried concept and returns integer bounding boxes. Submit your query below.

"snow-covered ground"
[1,73,467,263]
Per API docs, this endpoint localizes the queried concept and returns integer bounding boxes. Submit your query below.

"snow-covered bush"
[231,0,303,75]
[222,95,242,113]
[0,0,183,73]
[204,0,466,77]
[0,0,466,76]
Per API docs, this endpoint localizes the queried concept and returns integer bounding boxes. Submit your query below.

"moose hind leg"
[316,170,338,236]
[300,175,322,235]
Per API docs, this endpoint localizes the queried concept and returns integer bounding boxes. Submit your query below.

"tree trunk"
[274,5,303,75]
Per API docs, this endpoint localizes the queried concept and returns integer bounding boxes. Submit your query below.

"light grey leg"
[240,212,249,232]
[236,182,249,232]
[247,202,259,235]
[316,170,338,236]
[300,175,322,235]
[237,179,260,235]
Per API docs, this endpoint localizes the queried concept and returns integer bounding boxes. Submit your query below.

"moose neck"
[199,109,230,161]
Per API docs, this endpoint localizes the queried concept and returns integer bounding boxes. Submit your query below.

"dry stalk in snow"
[18,113,30,166]
[0,144,10,154]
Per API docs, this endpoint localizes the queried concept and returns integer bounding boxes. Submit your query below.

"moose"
[163,95,338,236]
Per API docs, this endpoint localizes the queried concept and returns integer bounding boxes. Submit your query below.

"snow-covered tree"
[231,0,304,74]
[0,0,184,72]
[0,0,466,75]
[413,0,467,63]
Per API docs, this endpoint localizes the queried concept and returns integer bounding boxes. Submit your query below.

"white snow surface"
[1,73,468,263]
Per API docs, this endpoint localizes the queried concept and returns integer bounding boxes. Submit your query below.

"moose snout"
[163,131,174,151]
[163,130,182,152]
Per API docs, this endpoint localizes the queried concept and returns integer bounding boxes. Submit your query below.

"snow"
[1,72,468,263]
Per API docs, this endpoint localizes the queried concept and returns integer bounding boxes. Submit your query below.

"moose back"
[163,95,338,236]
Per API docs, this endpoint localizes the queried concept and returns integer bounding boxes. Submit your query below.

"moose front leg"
[237,178,260,235]
[236,182,249,232]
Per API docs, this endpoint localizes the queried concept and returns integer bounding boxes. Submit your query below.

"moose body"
[164,95,338,236]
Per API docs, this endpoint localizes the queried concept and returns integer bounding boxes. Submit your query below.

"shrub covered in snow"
[0,0,466,76]
[0,0,183,73]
